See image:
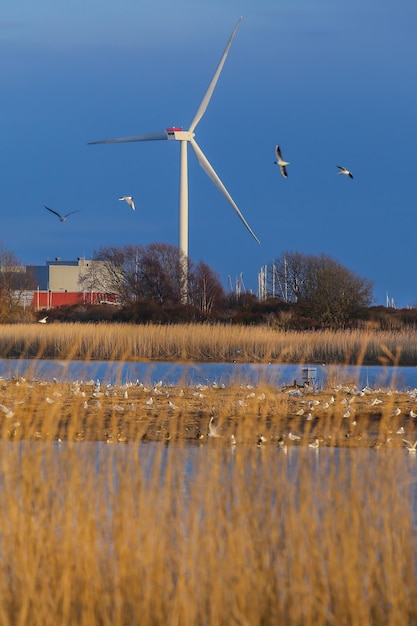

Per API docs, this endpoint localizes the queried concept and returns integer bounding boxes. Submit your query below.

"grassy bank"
[0,323,417,364]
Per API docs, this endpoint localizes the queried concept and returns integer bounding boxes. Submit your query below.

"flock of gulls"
[0,372,416,452]
[42,146,352,224]
[274,145,353,180]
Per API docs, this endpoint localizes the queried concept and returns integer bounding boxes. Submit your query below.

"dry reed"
[1,323,417,364]
[0,419,414,625]
[0,329,416,624]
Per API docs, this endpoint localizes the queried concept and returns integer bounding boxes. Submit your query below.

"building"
[25,258,118,310]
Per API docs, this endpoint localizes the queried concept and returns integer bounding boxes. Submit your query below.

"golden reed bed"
[0,325,415,624]
[1,322,417,364]
[0,375,416,624]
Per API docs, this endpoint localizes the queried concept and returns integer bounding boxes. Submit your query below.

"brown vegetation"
[0,328,416,624]
[1,323,417,365]
[0,371,416,623]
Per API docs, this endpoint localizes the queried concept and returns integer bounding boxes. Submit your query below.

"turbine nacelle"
[166,128,195,141]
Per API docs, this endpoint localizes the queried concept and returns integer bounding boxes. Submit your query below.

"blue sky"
[2,0,417,307]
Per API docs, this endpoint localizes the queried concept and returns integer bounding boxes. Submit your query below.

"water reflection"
[6,438,416,494]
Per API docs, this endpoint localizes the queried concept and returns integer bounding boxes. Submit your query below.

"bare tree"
[0,243,36,322]
[80,245,143,304]
[269,251,373,325]
[83,242,227,313]
[84,243,187,307]
[188,261,226,313]
[270,252,309,302]
[137,243,186,305]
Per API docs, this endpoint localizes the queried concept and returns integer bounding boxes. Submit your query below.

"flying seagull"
[119,196,135,211]
[337,165,354,179]
[44,205,79,222]
[274,145,290,178]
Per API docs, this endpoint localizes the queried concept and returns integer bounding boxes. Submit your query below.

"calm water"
[1,358,417,390]
[6,440,417,516]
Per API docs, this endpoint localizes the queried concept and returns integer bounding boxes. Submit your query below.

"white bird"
[0,404,15,418]
[288,432,301,441]
[119,196,135,211]
[168,400,179,410]
[145,397,153,406]
[391,407,402,417]
[402,439,417,453]
[396,426,405,435]
[44,205,79,222]
[38,316,48,324]
[208,415,221,438]
[337,165,353,179]
[308,438,320,449]
[274,145,290,178]
[370,398,383,406]
[230,434,237,446]
[410,410,417,418]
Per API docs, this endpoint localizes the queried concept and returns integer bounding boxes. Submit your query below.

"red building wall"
[32,292,117,309]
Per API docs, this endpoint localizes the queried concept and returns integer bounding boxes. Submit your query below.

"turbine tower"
[88,17,260,300]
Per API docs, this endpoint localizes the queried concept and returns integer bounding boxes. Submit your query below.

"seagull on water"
[288,432,301,441]
[274,145,290,178]
[308,438,320,449]
[257,434,267,447]
[119,196,135,211]
[402,439,417,453]
[337,166,353,179]
[44,205,79,222]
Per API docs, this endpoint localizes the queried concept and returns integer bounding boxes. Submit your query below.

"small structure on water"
[302,367,317,387]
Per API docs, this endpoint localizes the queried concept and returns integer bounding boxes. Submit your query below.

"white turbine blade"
[88,131,168,145]
[189,17,242,134]
[190,137,260,244]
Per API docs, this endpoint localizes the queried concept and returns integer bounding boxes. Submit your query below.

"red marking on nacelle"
[166,127,183,133]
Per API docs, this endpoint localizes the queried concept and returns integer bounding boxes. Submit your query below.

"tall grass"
[0,434,414,625]
[0,329,416,624]
[1,323,417,364]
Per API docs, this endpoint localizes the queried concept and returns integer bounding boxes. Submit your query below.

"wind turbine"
[88,17,260,300]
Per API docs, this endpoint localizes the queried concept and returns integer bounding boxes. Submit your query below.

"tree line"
[0,240,415,329]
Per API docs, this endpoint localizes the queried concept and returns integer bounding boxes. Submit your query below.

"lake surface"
[5,440,417,519]
[1,358,417,390]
